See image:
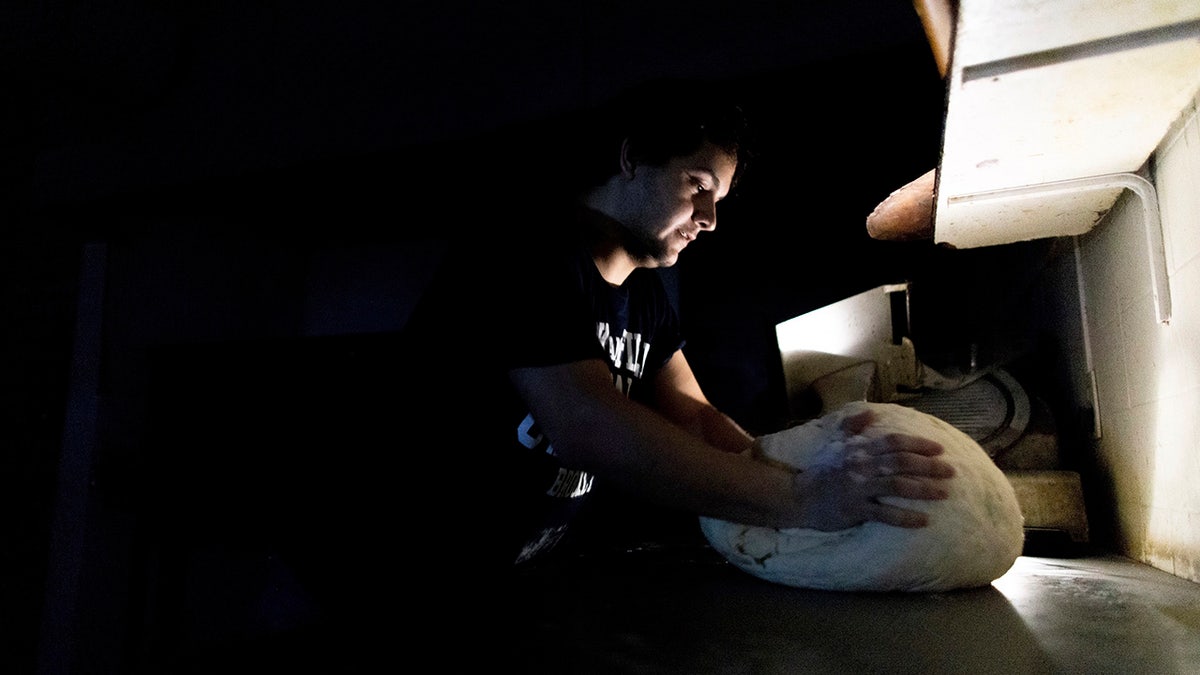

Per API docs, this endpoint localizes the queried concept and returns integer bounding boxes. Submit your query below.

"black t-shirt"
[402,208,684,569]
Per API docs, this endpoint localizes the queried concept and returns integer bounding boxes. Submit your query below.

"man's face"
[617,141,737,268]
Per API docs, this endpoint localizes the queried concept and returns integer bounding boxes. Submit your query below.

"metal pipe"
[947,172,1172,324]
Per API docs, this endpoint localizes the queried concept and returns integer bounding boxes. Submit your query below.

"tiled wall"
[1073,92,1200,583]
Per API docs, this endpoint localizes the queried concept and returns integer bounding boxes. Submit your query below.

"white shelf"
[934,0,1200,249]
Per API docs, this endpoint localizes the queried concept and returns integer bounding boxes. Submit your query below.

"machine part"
[1005,469,1091,545]
[897,368,1031,457]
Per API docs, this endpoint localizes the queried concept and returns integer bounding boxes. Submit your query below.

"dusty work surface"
[496,546,1200,674]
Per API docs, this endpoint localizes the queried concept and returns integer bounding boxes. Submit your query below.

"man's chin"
[648,253,679,268]
[626,240,680,269]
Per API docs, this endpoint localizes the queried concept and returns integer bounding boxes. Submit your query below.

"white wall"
[1073,92,1200,583]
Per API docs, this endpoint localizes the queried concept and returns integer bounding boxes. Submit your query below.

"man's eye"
[691,177,709,192]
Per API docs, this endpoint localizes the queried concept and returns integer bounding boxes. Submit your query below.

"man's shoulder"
[466,202,585,257]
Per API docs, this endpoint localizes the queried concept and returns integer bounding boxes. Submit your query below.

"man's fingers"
[879,475,951,500]
[843,449,956,479]
[839,409,876,435]
[886,432,944,455]
[859,476,951,528]
[844,434,944,465]
[858,432,944,456]
[862,502,930,529]
[891,453,956,478]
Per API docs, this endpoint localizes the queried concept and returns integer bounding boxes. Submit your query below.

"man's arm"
[508,358,954,530]
[650,350,755,455]
[510,358,793,527]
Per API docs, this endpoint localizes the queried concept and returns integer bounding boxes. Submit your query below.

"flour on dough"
[699,401,1024,592]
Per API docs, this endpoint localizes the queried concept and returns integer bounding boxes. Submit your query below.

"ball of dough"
[699,401,1024,592]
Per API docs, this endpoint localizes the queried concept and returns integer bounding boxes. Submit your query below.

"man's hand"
[787,408,955,531]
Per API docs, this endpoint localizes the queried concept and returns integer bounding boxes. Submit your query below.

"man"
[401,79,954,576]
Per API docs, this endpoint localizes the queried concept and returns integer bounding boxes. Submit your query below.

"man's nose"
[695,197,717,231]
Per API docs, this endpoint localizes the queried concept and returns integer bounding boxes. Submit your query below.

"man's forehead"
[685,145,738,193]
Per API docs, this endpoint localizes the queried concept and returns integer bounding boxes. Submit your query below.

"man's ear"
[619,138,636,178]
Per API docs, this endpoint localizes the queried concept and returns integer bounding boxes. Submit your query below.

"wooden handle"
[865,168,937,241]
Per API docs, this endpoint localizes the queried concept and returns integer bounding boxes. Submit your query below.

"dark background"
[3,2,1074,672]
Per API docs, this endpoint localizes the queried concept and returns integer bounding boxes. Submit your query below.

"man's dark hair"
[576,77,753,192]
